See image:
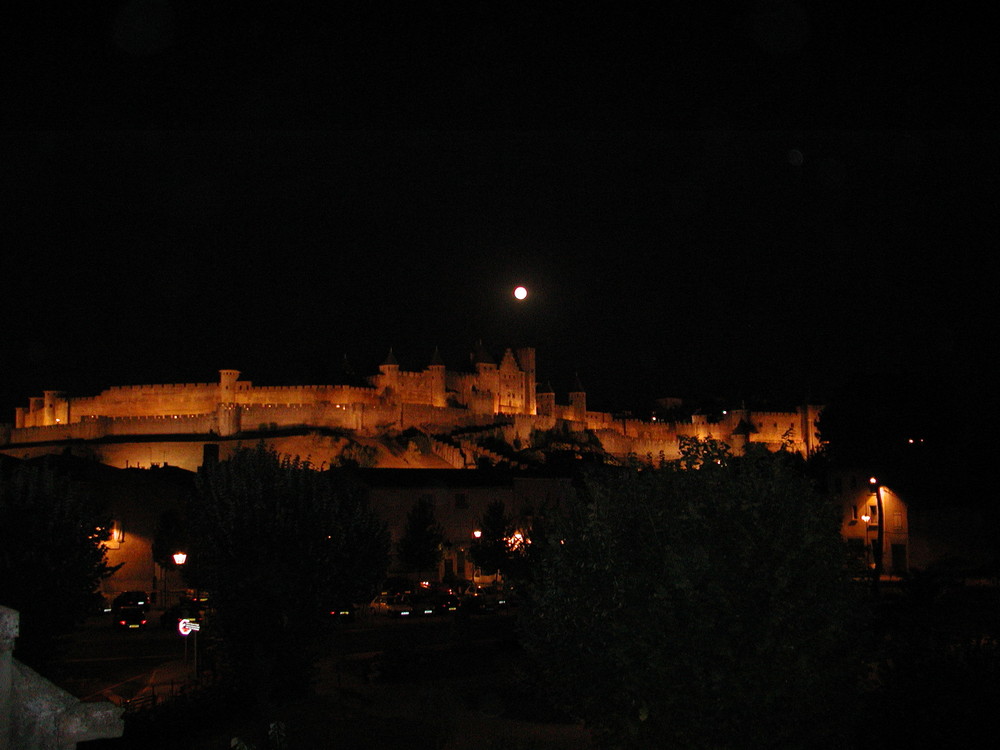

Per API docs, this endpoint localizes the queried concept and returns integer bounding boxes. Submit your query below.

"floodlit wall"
[838,473,910,574]
[3,348,823,463]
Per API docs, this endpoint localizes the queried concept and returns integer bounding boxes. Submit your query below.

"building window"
[893,512,903,531]
[851,504,858,520]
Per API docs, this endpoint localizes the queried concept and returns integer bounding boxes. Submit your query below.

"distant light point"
[513,286,528,300]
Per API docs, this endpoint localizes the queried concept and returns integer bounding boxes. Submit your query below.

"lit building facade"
[1,344,824,473]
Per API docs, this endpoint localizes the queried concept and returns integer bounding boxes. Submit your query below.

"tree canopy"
[0,458,118,665]
[469,499,514,577]
[519,445,863,749]
[185,444,389,707]
[395,496,445,576]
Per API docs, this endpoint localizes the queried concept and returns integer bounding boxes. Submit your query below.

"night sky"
[3,5,997,469]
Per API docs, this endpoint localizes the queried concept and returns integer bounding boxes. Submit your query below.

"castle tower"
[728,409,756,455]
[428,347,447,407]
[690,412,711,440]
[217,370,242,436]
[515,347,537,415]
[536,381,555,417]
[219,370,240,404]
[471,341,499,413]
[568,374,587,422]
[377,348,400,396]
[42,390,68,426]
[798,403,824,456]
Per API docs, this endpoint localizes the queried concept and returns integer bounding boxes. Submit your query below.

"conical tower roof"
[471,340,495,366]
[335,353,369,387]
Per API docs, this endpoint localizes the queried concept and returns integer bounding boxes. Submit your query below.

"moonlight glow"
[514,286,528,300]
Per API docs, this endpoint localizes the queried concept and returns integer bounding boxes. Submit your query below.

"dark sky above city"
[3,5,997,443]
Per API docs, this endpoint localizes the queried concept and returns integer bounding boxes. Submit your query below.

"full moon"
[513,286,528,300]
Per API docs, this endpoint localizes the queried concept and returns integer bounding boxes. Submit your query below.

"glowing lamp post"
[860,515,872,568]
[171,551,202,678]
[869,477,885,593]
[471,530,482,582]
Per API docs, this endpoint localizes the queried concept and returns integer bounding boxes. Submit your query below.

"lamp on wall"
[869,477,885,592]
[105,521,125,548]
[172,551,188,566]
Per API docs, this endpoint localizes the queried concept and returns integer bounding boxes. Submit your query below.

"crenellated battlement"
[2,344,824,463]
[105,382,219,393]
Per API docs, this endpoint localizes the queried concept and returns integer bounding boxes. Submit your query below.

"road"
[38,607,518,703]
[40,614,191,702]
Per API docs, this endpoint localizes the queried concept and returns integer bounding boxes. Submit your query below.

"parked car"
[459,584,518,614]
[369,593,435,617]
[114,608,149,630]
[112,591,151,630]
[112,590,151,613]
[422,591,460,615]
[324,600,357,623]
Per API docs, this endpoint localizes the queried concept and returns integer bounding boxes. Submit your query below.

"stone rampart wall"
[506,414,558,442]
[743,412,803,443]
[237,384,379,407]
[429,436,467,469]
[594,429,680,460]
[73,383,220,419]
[101,414,217,436]
[241,403,362,431]
[398,403,494,433]
[5,423,87,444]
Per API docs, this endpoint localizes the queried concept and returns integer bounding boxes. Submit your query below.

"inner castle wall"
[2,345,824,466]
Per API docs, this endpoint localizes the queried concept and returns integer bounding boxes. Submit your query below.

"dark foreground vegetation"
[78,577,1000,750]
[8,444,997,749]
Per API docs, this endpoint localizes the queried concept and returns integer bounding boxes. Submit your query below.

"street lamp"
[172,551,188,566]
[869,477,885,593]
[861,514,872,568]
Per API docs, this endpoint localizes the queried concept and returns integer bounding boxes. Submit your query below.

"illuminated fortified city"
[2,343,926,591]
[1,344,824,471]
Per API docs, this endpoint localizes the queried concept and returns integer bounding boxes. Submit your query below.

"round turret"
[219,370,241,403]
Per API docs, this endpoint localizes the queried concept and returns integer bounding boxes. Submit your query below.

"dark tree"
[152,508,188,571]
[470,499,514,578]
[185,444,389,710]
[396,496,445,577]
[0,460,119,665]
[519,446,863,749]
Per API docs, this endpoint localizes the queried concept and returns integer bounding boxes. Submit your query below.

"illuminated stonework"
[1,344,824,471]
